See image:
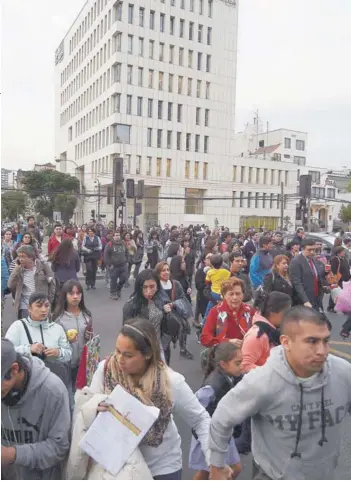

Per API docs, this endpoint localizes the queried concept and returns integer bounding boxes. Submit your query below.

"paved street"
[2,280,351,479]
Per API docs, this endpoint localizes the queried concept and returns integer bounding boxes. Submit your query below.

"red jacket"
[48,233,69,255]
[201,300,255,347]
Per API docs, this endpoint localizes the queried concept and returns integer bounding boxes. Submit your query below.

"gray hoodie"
[1,356,71,480]
[210,346,351,480]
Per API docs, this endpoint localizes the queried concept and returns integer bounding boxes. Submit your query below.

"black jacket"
[263,272,293,298]
[271,242,287,259]
[230,271,253,303]
[330,255,351,283]
[104,240,128,267]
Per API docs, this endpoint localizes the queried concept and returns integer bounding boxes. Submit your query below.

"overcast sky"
[2,0,351,171]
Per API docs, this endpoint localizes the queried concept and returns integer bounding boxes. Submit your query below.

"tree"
[339,204,351,225]
[1,191,27,220]
[21,170,80,221]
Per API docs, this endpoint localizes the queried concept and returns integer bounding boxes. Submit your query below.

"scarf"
[255,321,281,346]
[104,355,172,447]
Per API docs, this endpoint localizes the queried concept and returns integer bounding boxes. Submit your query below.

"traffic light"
[137,180,145,199]
[126,179,135,198]
[299,175,312,197]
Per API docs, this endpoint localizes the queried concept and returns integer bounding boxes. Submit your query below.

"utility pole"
[280,181,284,229]
[113,157,124,228]
[94,179,101,219]
[307,197,311,232]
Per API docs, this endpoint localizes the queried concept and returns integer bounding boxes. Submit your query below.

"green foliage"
[21,170,80,221]
[339,204,351,224]
[1,191,27,220]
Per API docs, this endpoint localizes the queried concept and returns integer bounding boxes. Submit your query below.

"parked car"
[283,232,336,250]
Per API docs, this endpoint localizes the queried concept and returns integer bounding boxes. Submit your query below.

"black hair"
[3,353,27,380]
[204,343,240,378]
[54,223,62,228]
[334,246,345,255]
[280,306,329,335]
[287,240,299,250]
[254,290,291,318]
[88,227,96,234]
[132,270,161,312]
[50,239,74,265]
[170,255,185,280]
[27,216,35,222]
[53,279,92,321]
[28,292,49,306]
[167,242,180,258]
[259,236,272,248]
[296,228,304,234]
[121,317,157,359]
[301,238,315,249]
[210,254,223,269]
[229,251,243,263]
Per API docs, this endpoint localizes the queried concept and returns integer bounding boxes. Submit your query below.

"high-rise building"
[55,0,240,227]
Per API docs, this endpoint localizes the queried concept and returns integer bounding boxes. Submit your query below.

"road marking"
[329,348,351,361]
[330,340,351,347]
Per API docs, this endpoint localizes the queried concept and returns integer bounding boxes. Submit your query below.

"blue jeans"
[153,469,182,480]
[203,292,221,324]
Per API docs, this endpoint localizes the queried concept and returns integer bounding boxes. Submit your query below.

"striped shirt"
[20,266,36,309]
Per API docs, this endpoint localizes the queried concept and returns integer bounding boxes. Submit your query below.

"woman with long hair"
[53,280,93,389]
[155,261,194,361]
[189,343,243,480]
[81,227,102,290]
[241,290,291,373]
[13,232,39,259]
[71,317,212,480]
[2,230,15,267]
[51,239,80,288]
[263,254,293,299]
[170,255,192,303]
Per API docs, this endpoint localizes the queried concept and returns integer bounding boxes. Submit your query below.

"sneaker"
[327,307,336,313]
[91,285,96,290]
[86,285,91,291]
[125,281,130,288]
[110,294,118,300]
[116,290,121,299]
[180,349,194,360]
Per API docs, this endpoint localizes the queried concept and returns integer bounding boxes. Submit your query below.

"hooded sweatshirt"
[209,346,351,480]
[57,311,92,367]
[1,357,71,480]
[5,317,71,363]
[241,313,279,373]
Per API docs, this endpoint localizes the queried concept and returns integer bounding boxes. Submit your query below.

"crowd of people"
[1,216,351,480]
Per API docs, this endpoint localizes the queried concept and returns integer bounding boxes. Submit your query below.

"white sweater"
[90,361,211,477]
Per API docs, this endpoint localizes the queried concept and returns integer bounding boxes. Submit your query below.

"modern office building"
[55,0,297,230]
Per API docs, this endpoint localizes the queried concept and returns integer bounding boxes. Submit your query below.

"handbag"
[326,258,342,285]
[21,320,72,390]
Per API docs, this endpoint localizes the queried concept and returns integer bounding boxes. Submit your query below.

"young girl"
[53,280,93,390]
[189,343,243,480]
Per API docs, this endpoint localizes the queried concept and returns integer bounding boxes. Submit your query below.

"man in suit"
[289,238,325,311]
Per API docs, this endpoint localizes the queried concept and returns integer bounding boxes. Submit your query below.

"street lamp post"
[94,179,101,219]
[55,158,83,223]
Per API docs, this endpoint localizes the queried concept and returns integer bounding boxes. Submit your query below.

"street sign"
[53,211,61,221]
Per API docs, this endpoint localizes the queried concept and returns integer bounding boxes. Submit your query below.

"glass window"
[112,93,121,112]
[189,22,194,40]
[284,137,291,149]
[206,54,211,72]
[198,25,203,42]
[199,0,203,13]
[149,40,154,59]
[205,109,209,127]
[203,162,208,180]
[149,10,155,29]
[197,79,201,98]
[177,104,182,122]
[147,128,152,146]
[205,81,210,99]
[185,160,190,178]
[197,52,202,70]
[207,27,212,45]
[170,16,175,35]
[178,76,183,94]
[113,62,121,82]
[296,139,305,151]
[196,107,200,125]
[127,64,133,84]
[168,102,173,121]
[293,156,306,166]
[128,4,133,24]
[147,156,152,175]
[159,71,164,90]
[308,170,321,184]
[139,7,144,26]
[180,19,184,37]
[204,136,209,153]
[185,188,204,214]
[156,157,161,176]
[168,73,174,92]
[188,50,193,68]
[157,129,162,148]
[126,95,132,114]
[169,45,174,63]
[177,132,181,150]
[148,69,154,88]
[232,166,236,182]
[195,134,200,152]
[166,158,171,177]
[167,131,172,149]
[159,42,164,61]
[327,188,335,199]
[136,155,142,174]
[138,67,143,86]
[158,100,163,119]
[208,0,213,17]
[190,0,194,12]
[137,96,142,116]
[194,161,199,179]
[116,2,123,21]
[187,78,192,95]
[138,37,144,56]
[179,47,184,66]
[115,123,131,143]
[147,98,153,118]
[186,133,191,151]
[160,13,165,32]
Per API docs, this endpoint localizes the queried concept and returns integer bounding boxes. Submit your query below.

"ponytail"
[203,342,241,380]
[254,289,292,318]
